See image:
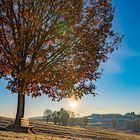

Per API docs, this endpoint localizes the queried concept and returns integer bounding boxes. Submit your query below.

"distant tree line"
[111,112,140,132]
[44,108,69,126]
[44,108,88,127]
[44,109,140,132]
[69,116,88,127]
[89,112,140,132]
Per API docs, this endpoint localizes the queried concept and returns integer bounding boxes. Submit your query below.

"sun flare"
[69,100,78,109]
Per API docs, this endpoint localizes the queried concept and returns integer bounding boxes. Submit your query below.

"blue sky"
[0,0,140,118]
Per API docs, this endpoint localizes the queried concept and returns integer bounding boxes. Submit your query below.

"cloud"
[113,46,140,58]
[101,58,123,74]
[100,46,139,74]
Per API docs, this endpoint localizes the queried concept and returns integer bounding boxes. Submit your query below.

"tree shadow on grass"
[0,125,36,134]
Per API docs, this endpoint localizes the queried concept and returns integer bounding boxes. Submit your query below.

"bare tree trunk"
[14,93,25,127]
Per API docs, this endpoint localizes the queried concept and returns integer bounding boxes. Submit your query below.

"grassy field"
[0,117,140,140]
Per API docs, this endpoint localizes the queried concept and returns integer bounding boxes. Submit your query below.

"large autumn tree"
[0,0,122,127]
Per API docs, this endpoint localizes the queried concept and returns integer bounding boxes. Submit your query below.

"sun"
[69,100,78,109]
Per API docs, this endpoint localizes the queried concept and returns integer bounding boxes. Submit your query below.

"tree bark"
[14,93,25,127]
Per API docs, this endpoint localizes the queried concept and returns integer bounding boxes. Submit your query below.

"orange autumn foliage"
[0,0,122,101]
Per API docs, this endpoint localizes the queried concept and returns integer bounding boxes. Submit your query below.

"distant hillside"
[20,112,140,133]
[30,116,44,121]
[0,117,140,140]
[0,116,140,140]
[88,113,140,132]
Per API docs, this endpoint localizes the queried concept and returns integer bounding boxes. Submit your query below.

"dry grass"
[0,117,140,140]
[0,131,69,140]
